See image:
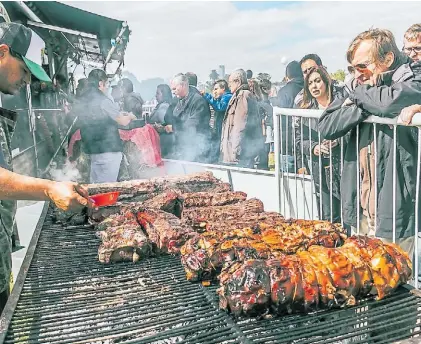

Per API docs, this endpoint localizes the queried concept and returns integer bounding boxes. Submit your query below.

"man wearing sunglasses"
[397,24,421,126]
[0,22,94,312]
[319,28,421,260]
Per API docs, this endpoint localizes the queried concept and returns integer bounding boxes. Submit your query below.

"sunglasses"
[403,46,421,54]
[353,61,374,72]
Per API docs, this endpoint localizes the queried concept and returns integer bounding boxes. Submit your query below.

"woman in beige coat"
[220,69,260,168]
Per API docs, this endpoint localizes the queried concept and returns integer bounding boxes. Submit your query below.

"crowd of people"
[133,23,421,259]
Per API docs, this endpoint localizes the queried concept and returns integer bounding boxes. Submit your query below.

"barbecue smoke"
[48,161,82,182]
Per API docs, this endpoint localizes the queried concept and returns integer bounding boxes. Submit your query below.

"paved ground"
[11,201,45,284]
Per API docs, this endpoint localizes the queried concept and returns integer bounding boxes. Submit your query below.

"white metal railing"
[273,106,421,289]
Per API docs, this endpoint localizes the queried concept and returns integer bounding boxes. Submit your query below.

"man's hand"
[165,125,173,133]
[313,144,330,156]
[297,167,308,175]
[116,112,137,127]
[341,98,354,108]
[46,182,93,212]
[399,104,421,125]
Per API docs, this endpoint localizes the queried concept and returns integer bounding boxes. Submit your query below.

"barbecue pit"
[0,203,420,344]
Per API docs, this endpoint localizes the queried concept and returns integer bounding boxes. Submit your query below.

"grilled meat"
[183,191,247,208]
[90,190,184,222]
[180,219,346,282]
[218,235,412,317]
[97,224,153,264]
[182,199,264,228]
[51,207,87,225]
[87,172,228,196]
[136,208,197,254]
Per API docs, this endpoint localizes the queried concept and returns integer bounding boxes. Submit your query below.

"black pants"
[0,287,10,314]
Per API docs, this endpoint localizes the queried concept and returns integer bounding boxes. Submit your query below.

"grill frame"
[0,202,50,342]
[1,202,421,344]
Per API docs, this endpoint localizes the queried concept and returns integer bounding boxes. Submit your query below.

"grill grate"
[1,203,421,344]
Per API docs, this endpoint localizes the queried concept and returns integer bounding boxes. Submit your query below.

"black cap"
[0,22,31,57]
[0,22,50,82]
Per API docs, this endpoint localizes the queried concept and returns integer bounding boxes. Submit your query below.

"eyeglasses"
[403,46,421,54]
[353,61,374,72]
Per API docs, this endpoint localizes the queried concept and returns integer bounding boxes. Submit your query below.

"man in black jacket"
[273,61,303,172]
[170,73,211,163]
[318,28,421,258]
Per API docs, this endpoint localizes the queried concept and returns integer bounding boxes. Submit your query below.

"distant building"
[218,65,225,80]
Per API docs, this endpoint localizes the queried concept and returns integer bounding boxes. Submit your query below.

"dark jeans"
[0,287,10,314]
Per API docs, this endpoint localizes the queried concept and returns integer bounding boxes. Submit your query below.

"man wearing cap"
[0,22,92,312]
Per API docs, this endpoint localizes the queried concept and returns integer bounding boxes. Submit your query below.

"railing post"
[274,113,281,214]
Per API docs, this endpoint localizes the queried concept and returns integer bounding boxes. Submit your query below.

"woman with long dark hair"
[149,84,174,157]
[78,69,136,183]
[295,66,346,222]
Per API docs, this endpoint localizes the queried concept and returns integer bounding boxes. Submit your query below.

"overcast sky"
[29,1,421,83]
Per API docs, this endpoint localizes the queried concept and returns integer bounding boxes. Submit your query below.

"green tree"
[330,69,346,82]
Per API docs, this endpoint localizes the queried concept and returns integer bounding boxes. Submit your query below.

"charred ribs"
[90,190,185,222]
[87,172,230,197]
[136,209,197,254]
[97,210,153,264]
[218,235,412,317]
[182,191,247,208]
[180,218,346,282]
[182,199,264,228]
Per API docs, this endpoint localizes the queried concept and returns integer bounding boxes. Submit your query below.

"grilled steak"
[182,191,247,208]
[98,224,153,264]
[90,190,184,222]
[180,219,346,282]
[218,236,412,317]
[136,208,198,255]
[182,199,264,228]
[87,172,228,196]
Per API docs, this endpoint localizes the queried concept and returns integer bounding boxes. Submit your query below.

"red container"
[90,191,120,207]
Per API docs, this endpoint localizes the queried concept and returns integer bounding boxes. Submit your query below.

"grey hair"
[172,73,189,86]
[230,69,247,85]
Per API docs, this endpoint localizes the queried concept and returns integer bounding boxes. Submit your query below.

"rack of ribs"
[135,208,198,255]
[182,191,247,208]
[217,236,412,317]
[86,172,229,196]
[182,199,265,228]
[180,218,346,282]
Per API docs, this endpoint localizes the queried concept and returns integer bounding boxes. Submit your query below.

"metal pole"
[318,132,322,220]
[104,22,128,69]
[300,118,306,219]
[414,129,421,288]
[274,114,281,214]
[309,120,314,220]
[328,140,333,222]
[279,116,286,216]
[46,42,55,80]
[393,125,397,243]
[16,1,42,22]
[356,125,360,234]
[373,124,378,233]
[41,116,79,177]
[26,84,39,177]
[293,117,298,218]
[340,136,344,228]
